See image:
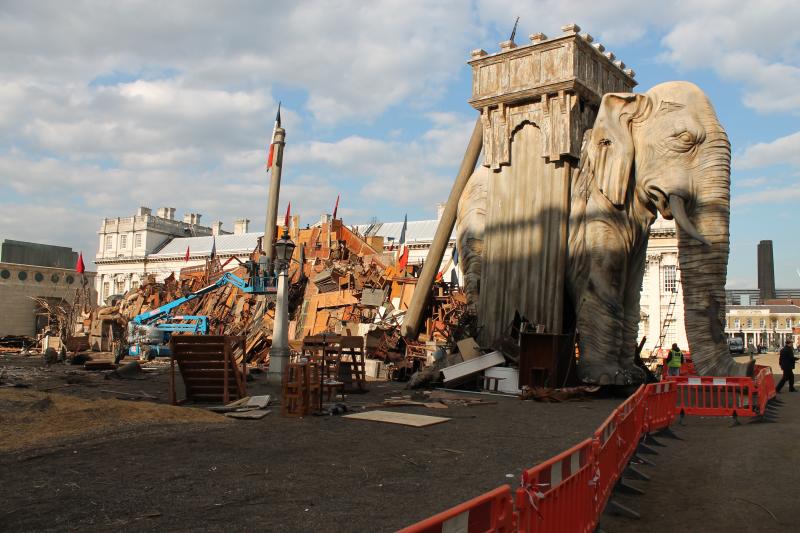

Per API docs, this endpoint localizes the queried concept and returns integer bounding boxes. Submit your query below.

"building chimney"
[758,240,776,302]
[211,221,223,236]
[194,213,202,225]
[234,218,250,235]
[137,206,151,217]
[183,213,193,224]
[167,207,175,220]
[156,207,168,218]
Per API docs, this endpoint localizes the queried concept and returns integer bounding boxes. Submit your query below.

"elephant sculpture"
[456,80,749,383]
[567,80,749,382]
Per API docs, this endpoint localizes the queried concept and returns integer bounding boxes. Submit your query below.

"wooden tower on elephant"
[468,24,636,343]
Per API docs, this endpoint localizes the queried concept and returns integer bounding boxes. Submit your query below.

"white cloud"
[731,186,800,207]
[735,131,800,169]
[660,1,800,114]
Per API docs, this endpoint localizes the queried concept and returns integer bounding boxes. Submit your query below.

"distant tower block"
[758,240,776,301]
[468,24,636,342]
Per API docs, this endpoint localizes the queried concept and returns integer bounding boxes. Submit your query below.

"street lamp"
[267,228,296,383]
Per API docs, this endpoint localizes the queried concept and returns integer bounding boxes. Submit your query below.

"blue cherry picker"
[119,256,275,362]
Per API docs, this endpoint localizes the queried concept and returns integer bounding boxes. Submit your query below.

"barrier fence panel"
[397,484,516,533]
[614,386,646,471]
[667,376,756,417]
[753,365,776,415]
[516,438,596,533]
[591,410,620,519]
[643,381,677,432]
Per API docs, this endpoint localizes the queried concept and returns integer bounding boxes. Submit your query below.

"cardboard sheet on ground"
[343,410,451,427]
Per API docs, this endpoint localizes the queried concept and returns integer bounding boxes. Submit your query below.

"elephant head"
[580,81,747,377]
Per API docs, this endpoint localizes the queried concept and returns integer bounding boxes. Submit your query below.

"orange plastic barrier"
[753,365,776,415]
[643,381,677,432]
[515,439,596,533]
[592,409,619,517]
[614,386,646,473]
[397,484,516,533]
[665,375,756,417]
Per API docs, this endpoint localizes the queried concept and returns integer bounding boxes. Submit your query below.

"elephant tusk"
[669,195,710,246]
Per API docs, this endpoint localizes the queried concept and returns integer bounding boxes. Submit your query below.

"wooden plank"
[225,409,271,420]
[178,360,227,370]
[456,337,482,361]
[342,410,450,427]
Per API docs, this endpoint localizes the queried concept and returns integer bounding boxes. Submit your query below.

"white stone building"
[94,206,247,304]
[637,215,688,354]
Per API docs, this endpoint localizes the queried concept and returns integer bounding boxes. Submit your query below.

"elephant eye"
[599,138,611,146]
[677,132,694,143]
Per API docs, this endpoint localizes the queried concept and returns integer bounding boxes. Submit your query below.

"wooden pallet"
[169,335,246,405]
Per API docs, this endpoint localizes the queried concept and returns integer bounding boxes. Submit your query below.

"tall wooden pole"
[401,116,483,339]
[263,127,286,267]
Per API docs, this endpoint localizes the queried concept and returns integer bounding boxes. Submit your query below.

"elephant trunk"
[676,129,751,376]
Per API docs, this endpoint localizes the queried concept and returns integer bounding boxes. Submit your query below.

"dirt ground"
[2,352,796,532]
[0,353,620,532]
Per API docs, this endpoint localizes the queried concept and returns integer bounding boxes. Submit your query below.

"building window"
[103,281,110,298]
[34,272,44,282]
[786,318,793,328]
[135,233,142,248]
[66,275,75,284]
[105,235,113,250]
[120,235,127,248]
[131,280,139,290]
[734,319,740,329]
[662,265,678,293]
[772,320,778,329]
[760,319,766,328]
[746,318,752,328]
[0,269,9,279]
[51,274,59,283]
[115,279,126,294]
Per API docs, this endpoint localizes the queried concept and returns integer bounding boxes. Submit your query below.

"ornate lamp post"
[267,228,296,382]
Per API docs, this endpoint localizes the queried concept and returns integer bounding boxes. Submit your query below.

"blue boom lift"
[120,257,274,362]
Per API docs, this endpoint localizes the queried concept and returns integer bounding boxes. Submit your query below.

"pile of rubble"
[86,218,474,374]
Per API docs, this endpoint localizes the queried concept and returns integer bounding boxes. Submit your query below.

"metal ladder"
[653,277,681,356]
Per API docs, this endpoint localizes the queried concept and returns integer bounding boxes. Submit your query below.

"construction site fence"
[664,367,776,418]
[399,383,680,533]
[399,368,780,532]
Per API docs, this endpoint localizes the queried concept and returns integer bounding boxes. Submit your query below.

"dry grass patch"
[0,388,229,452]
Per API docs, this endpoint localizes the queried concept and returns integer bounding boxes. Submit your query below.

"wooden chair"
[336,336,367,392]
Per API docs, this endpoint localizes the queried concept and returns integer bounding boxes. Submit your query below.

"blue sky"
[0,1,798,288]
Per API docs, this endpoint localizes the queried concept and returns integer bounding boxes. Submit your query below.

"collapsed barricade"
[400,372,780,532]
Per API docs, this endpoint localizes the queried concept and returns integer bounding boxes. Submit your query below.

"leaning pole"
[401,116,483,339]
[263,127,286,266]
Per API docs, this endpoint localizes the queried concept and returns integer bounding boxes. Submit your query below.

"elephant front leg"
[576,217,630,385]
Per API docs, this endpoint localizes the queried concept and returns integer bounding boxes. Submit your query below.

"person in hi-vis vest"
[666,343,684,376]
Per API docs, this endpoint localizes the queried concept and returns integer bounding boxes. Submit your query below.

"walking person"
[666,343,684,377]
[776,339,798,393]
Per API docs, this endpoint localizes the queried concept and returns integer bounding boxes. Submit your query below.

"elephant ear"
[591,93,651,208]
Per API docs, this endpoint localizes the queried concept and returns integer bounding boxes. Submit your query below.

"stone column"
[266,262,290,384]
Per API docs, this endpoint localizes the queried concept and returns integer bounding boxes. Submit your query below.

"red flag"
[75,252,85,274]
[284,202,291,228]
[398,246,409,271]
[332,193,340,220]
[266,102,282,171]
[184,246,190,262]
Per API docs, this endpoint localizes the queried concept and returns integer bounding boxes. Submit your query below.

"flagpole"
[263,127,286,270]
